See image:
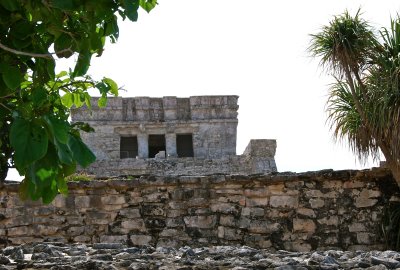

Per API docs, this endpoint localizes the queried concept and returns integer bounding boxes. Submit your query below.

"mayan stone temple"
[71,95,277,176]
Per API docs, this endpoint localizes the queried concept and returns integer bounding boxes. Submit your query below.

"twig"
[0,42,73,59]
[0,103,12,112]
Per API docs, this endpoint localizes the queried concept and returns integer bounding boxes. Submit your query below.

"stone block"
[142,204,165,216]
[121,220,146,231]
[357,232,373,244]
[349,222,367,232]
[317,216,339,226]
[119,208,141,218]
[293,219,316,233]
[101,195,126,205]
[296,208,316,218]
[220,215,236,227]
[183,215,216,229]
[210,203,240,215]
[270,195,298,208]
[8,226,32,236]
[284,241,312,252]
[241,207,264,217]
[246,197,269,207]
[355,190,378,208]
[218,226,242,240]
[67,226,85,236]
[75,196,91,208]
[130,235,152,246]
[309,198,324,208]
[99,235,127,243]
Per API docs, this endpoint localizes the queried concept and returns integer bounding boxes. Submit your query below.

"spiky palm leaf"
[327,79,379,163]
[309,9,376,78]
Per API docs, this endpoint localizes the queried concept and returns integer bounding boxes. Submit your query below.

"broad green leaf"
[55,140,74,164]
[45,116,69,143]
[73,93,84,107]
[73,52,91,77]
[46,59,56,81]
[103,77,119,96]
[61,92,74,108]
[42,180,58,204]
[98,96,107,107]
[62,162,76,177]
[10,118,49,168]
[32,87,48,107]
[56,71,68,78]
[56,175,68,195]
[139,0,157,13]
[2,65,23,90]
[123,0,140,22]
[68,135,96,168]
[18,178,29,201]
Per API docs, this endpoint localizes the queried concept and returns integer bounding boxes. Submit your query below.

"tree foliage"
[0,0,157,203]
[310,10,400,185]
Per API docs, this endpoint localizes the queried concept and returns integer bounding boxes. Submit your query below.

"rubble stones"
[1,243,400,269]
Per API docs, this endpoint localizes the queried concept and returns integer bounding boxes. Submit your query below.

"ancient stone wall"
[1,168,397,251]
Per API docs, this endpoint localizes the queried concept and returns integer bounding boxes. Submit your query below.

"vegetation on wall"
[0,0,157,203]
[309,10,400,186]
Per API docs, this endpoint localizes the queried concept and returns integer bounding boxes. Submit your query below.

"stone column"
[137,134,148,158]
[165,133,177,157]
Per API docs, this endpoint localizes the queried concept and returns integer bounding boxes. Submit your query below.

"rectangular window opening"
[177,134,194,157]
[148,134,166,158]
[120,136,138,159]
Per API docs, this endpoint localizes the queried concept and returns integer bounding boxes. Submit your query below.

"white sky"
[6,0,400,180]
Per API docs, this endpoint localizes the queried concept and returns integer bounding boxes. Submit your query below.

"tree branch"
[0,42,73,59]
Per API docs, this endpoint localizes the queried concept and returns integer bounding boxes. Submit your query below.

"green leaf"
[10,118,49,168]
[68,135,96,168]
[73,52,91,77]
[32,87,48,107]
[103,77,119,96]
[62,162,76,177]
[52,0,76,10]
[42,181,58,204]
[56,175,68,195]
[2,65,23,90]
[45,116,69,144]
[61,92,74,108]
[98,96,107,107]
[56,71,68,78]
[0,0,19,11]
[55,140,74,164]
[54,33,74,58]
[139,0,157,13]
[123,0,140,22]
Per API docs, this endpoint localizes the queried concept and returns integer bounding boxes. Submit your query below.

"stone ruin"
[71,95,277,176]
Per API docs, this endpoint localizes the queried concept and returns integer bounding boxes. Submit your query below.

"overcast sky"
[6,1,400,180]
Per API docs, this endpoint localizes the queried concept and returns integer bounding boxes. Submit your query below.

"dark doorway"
[120,136,138,158]
[148,134,166,158]
[177,134,194,157]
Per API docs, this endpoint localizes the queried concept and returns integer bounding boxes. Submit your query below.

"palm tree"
[309,10,400,185]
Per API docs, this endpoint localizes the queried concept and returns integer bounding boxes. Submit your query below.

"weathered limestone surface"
[0,168,397,251]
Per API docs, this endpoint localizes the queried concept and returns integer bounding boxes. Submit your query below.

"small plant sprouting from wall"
[66,174,94,182]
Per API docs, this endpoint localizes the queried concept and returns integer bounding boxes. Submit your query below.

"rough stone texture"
[71,96,277,176]
[0,168,398,251]
[2,243,400,270]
